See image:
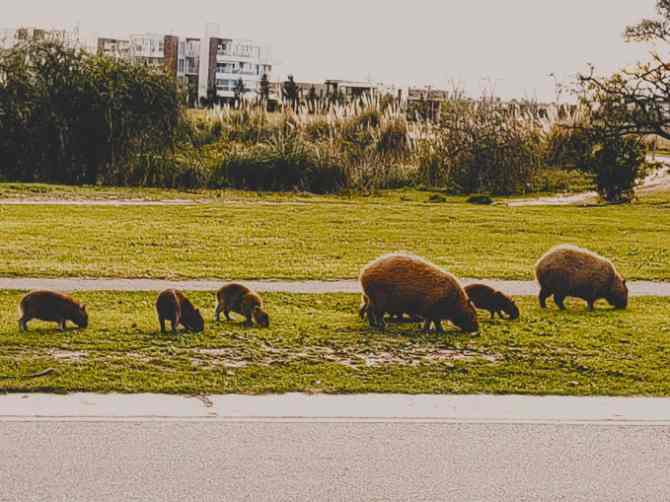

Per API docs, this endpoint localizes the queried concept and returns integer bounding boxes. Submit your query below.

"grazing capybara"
[535,244,628,311]
[18,291,88,332]
[156,289,204,333]
[465,284,520,320]
[358,294,422,323]
[215,283,269,328]
[359,253,479,334]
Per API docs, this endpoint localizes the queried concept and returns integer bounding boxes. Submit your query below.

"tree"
[282,74,299,110]
[259,73,270,107]
[578,0,670,139]
[567,2,670,202]
[0,40,181,185]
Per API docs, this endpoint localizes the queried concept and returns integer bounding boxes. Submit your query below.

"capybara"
[358,293,422,323]
[156,289,204,333]
[465,284,520,320]
[18,291,88,332]
[215,283,269,328]
[535,244,628,310]
[359,253,479,334]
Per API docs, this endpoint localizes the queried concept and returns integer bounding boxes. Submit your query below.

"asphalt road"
[2,419,670,501]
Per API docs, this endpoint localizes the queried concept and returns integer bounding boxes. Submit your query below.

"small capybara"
[18,291,88,332]
[156,289,204,333]
[535,244,628,310]
[358,294,422,323]
[215,283,269,328]
[464,284,520,320]
[359,253,479,334]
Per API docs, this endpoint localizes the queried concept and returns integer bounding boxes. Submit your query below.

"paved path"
[1,277,670,296]
[2,394,670,501]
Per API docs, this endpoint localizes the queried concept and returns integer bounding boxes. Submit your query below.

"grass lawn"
[0,188,668,280]
[1,290,669,395]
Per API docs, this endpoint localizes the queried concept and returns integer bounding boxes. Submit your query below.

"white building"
[129,33,166,67]
[197,23,273,102]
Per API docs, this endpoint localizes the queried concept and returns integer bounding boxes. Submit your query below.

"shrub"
[0,40,181,185]
[588,135,647,203]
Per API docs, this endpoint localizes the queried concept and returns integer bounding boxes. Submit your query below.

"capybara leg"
[358,303,367,320]
[214,303,223,322]
[58,319,66,332]
[422,320,432,333]
[224,309,232,321]
[170,317,178,334]
[18,316,30,332]
[159,316,166,334]
[433,320,445,335]
[554,295,566,310]
[586,297,596,311]
[366,306,378,328]
[490,310,496,319]
[539,288,550,309]
[243,315,253,327]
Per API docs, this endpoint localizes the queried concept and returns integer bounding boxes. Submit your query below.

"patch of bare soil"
[189,345,500,370]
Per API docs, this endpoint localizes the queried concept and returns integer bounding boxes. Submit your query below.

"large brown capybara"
[359,253,479,334]
[464,284,520,320]
[535,244,628,311]
[18,291,88,332]
[156,289,204,333]
[215,283,269,328]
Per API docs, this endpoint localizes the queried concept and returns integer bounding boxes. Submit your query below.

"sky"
[3,0,662,101]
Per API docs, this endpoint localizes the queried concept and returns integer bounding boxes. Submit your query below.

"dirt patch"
[45,349,87,362]
[188,345,500,369]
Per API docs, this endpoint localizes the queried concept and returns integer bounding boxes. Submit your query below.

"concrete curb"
[3,393,670,424]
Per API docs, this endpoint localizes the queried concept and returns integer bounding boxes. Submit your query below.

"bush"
[0,40,181,185]
[588,136,647,203]
[416,97,544,194]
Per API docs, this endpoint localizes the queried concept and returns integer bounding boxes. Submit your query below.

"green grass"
[0,189,669,280]
[1,290,670,395]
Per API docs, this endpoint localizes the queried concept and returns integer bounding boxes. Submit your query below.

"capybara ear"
[81,305,87,311]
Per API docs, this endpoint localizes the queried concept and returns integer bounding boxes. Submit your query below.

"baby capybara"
[359,253,479,334]
[215,283,269,328]
[156,289,204,333]
[535,244,628,311]
[464,284,520,320]
[18,291,88,332]
[359,294,421,323]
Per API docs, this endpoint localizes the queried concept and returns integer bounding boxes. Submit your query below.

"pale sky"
[3,0,662,101]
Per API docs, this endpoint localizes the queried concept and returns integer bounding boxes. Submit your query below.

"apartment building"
[203,37,273,102]
[97,37,130,60]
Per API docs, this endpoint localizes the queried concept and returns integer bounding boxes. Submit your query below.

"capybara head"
[184,308,205,332]
[496,293,520,320]
[73,304,88,328]
[606,276,628,309]
[253,307,270,328]
[452,300,479,333]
